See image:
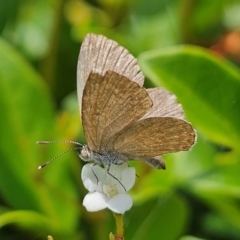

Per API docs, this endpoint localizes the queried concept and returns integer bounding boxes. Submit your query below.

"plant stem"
[109,213,124,240]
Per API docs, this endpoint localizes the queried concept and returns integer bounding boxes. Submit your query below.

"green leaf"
[0,37,54,211]
[139,46,240,150]
[0,37,79,235]
[126,194,188,240]
[198,191,240,230]
[0,209,79,240]
[0,210,53,231]
[179,236,206,240]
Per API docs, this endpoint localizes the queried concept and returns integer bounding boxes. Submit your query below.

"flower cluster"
[81,163,135,214]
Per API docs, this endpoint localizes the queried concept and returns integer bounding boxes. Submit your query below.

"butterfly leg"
[90,163,100,184]
[106,164,126,192]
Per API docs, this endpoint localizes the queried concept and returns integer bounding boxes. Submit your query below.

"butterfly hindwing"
[106,117,196,159]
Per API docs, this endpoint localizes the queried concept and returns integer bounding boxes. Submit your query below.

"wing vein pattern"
[107,117,196,159]
[81,71,153,151]
[77,34,145,114]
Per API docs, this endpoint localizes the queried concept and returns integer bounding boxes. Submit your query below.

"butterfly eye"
[80,147,90,161]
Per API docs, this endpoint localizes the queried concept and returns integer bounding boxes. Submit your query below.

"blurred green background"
[0,0,240,239]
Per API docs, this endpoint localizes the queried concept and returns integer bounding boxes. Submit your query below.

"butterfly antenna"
[36,140,83,147]
[38,147,81,169]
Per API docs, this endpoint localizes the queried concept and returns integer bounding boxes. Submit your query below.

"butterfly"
[38,33,196,173]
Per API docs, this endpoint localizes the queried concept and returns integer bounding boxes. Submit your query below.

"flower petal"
[83,192,109,212]
[107,194,133,214]
[81,164,98,192]
[110,162,129,178]
[121,167,136,191]
[107,163,133,192]
[92,165,108,183]
[82,163,135,213]
[81,164,107,192]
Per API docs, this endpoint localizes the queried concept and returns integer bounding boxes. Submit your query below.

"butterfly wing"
[81,71,152,151]
[106,117,196,159]
[141,88,184,120]
[77,33,145,114]
[145,156,166,169]
[78,33,196,162]
[139,88,185,168]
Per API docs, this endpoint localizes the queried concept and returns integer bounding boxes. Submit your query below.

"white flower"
[81,162,135,214]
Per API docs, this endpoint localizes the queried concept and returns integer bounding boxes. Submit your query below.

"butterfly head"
[79,145,92,162]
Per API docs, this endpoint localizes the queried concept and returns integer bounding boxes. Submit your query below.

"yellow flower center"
[103,184,117,197]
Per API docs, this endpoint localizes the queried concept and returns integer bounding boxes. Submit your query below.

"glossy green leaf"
[126,194,188,240]
[139,46,240,150]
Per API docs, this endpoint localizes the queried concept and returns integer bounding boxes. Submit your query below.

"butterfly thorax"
[79,145,128,165]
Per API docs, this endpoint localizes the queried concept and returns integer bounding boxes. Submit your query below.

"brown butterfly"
[38,33,196,172]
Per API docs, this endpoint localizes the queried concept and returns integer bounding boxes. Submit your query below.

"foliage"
[0,0,240,239]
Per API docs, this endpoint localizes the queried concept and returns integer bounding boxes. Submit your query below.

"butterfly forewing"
[77,34,145,114]
[106,117,196,159]
[82,71,153,152]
